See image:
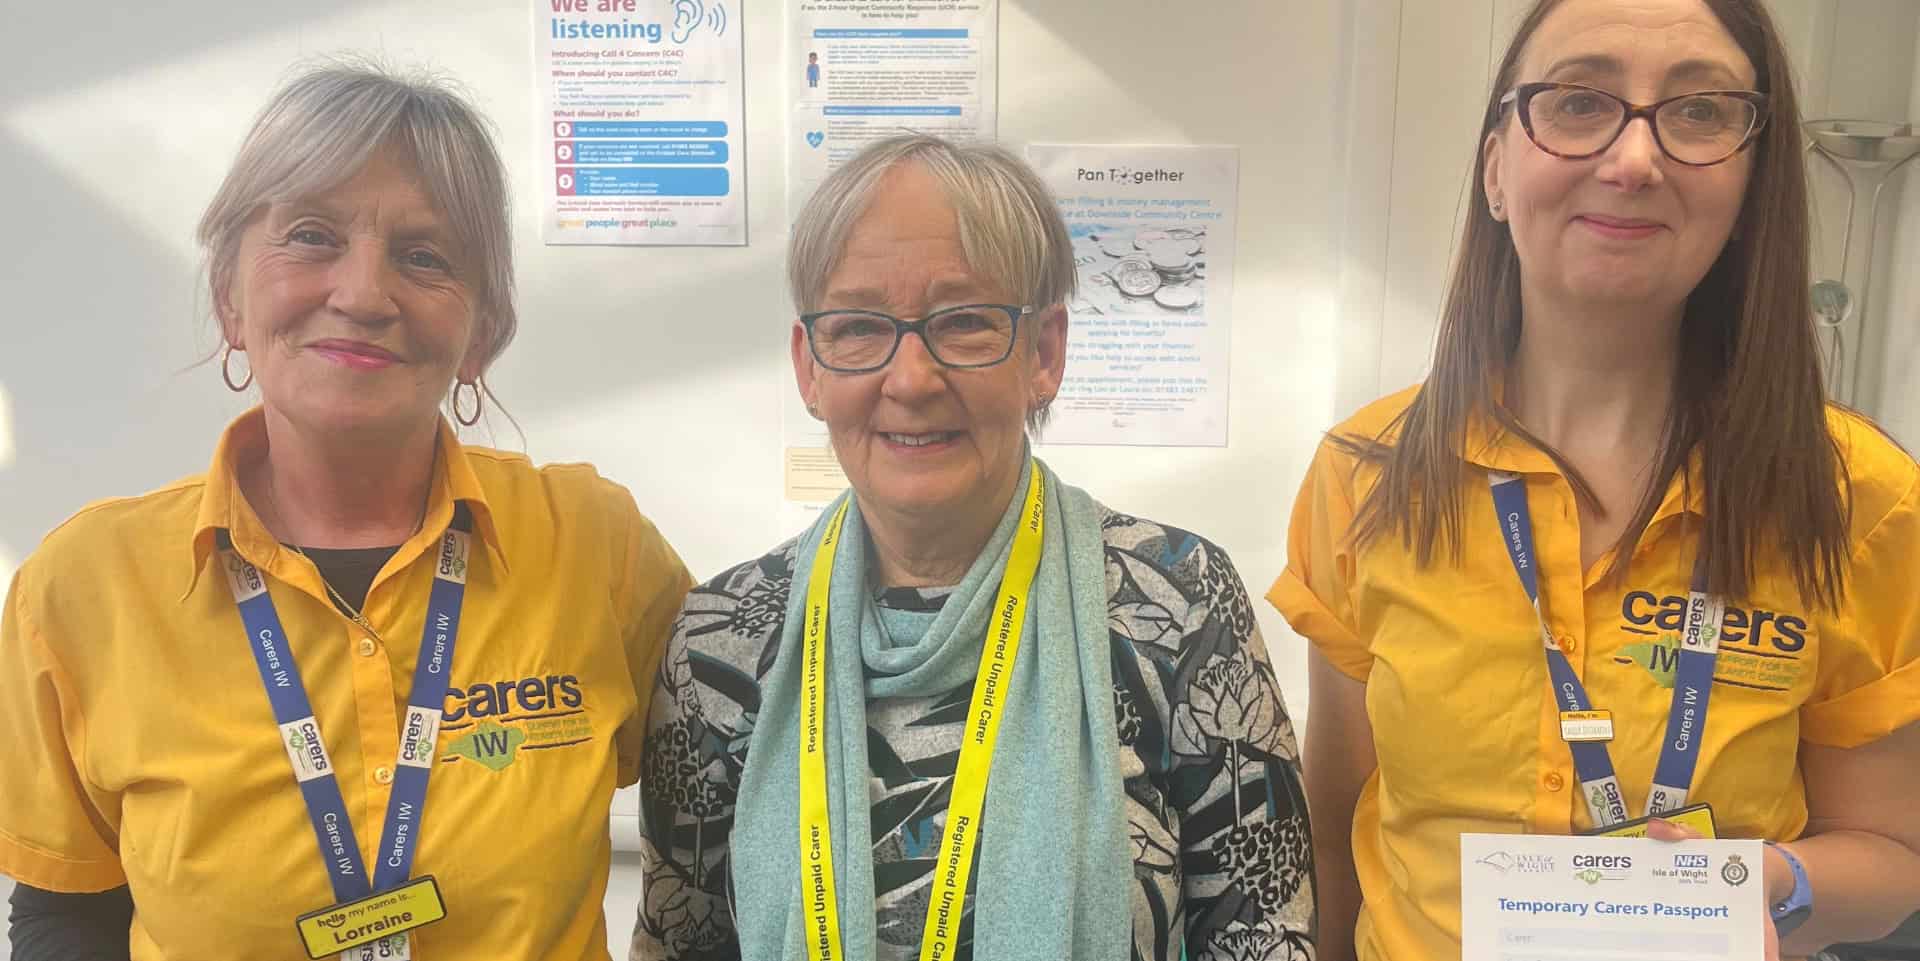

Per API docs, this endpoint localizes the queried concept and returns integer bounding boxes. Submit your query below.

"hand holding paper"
[1462,834,1767,960]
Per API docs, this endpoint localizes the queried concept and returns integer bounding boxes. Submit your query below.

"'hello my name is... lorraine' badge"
[295,876,446,959]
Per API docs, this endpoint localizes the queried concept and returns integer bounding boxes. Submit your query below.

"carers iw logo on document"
[1571,852,1634,885]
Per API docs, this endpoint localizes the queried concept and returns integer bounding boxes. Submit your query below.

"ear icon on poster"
[806,131,825,148]
[672,0,728,42]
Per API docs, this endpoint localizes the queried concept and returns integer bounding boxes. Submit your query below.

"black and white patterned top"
[630,509,1316,961]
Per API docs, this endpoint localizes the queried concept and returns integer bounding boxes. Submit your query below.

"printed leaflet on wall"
[1028,144,1239,447]
[535,0,746,245]
[787,0,998,220]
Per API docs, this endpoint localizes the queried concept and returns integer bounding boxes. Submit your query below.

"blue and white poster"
[786,0,998,220]
[535,0,746,245]
[1028,144,1240,447]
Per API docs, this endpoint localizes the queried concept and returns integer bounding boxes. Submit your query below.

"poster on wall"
[786,0,998,219]
[534,0,746,245]
[1027,144,1239,447]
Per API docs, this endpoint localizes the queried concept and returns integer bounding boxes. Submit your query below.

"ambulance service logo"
[1722,854,1751,887]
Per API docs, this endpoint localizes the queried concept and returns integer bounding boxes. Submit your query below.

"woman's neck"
[1508,291,1683,455]
[243,408,439,549]
[860,471,1022,589]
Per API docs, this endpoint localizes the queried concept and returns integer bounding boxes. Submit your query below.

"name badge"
[1558,710,1615,743]
[295,876,447,960]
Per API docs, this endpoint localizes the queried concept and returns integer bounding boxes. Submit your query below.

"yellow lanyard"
[799,463,1046,961]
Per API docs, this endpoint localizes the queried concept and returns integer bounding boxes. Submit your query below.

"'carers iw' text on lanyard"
[217,506,473,959]
[1488,471,1723,829]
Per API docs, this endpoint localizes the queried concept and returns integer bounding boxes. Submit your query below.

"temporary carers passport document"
[1461,834,1767,960]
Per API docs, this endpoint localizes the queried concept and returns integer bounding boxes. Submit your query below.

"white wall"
[1870,7,1920,447]
[1793,1,1920,441]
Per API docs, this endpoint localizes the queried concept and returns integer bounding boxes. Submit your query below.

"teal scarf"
[733,457,1131,959]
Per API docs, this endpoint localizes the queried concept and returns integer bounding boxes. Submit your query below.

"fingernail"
[1649,817,1673,829]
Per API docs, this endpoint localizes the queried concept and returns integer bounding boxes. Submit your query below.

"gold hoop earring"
[222,346,253,392]
[452,380,483,426]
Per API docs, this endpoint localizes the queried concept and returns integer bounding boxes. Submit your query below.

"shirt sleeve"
[1267,438,1372,680]
[612,490,697,789]
[0,568,127,892]
[1801,466,1920,748]
[629,606,741,961]
[1175,543,1317,959]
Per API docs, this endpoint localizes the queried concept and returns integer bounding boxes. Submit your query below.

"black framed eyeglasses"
[1499,82,1769,167]
[799,303,1030,373]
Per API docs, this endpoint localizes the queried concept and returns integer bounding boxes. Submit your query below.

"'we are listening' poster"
[535,0,746,245]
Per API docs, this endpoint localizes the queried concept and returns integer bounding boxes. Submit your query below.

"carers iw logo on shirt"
[437,672,593,771]
[1614,590,1808,693]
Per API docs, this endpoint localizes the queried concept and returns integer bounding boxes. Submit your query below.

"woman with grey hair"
[0,62,692,960]
[631,134,1315,961]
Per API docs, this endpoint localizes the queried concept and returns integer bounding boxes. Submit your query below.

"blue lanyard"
[217,508,471,905]
[1488,472,1721,827]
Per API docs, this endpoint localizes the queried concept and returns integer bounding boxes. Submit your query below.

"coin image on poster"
[1154,285,1201,310]
[1067,223,1210,318]
[1148,245,1193,273]
[1111,258,1162,298]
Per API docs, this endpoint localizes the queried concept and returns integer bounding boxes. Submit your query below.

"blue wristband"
[1767,841,1813,938]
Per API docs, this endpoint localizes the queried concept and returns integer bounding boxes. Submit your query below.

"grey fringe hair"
[787,133,1075,312]
[787,133,1076,429]
[197,57,517,388]
[783,131,1082,427]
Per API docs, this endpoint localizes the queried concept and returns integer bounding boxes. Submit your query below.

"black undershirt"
[8,545,400,960]
[298,544,402,613]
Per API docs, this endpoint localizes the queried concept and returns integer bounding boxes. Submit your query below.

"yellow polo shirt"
[1270,386,1920,961]
[0,409,692,961]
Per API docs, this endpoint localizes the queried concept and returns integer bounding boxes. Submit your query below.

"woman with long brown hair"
[1271,1,1920,958]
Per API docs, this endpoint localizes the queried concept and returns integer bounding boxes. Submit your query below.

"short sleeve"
[1801,468,1920,747]
[611,492,696,788]
[0,568,127,892]
[1266,439,1371,680]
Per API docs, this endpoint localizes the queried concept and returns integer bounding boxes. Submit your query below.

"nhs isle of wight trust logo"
[1721,854,1751,886]
[1476,851,1556,875]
